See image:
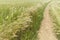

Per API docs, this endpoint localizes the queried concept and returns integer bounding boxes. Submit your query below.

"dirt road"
[38,3,58,40]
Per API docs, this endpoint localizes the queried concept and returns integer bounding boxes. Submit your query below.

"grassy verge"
[11,3,49,40]
[49,2,60,40]
[0,4,35,40]
[12,7,44,40]
[0,1,49,40]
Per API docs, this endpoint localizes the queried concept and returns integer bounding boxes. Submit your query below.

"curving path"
[37,3,58,40]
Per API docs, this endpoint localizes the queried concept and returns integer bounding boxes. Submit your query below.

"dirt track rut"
[38,4,58,40]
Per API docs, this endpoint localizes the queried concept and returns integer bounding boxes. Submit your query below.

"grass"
[11,6,45,40]
[0,4,45,40]
[0,0,50,40]
[49,2,60,40]
[11,2,49,40]
[0,4,36,40]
